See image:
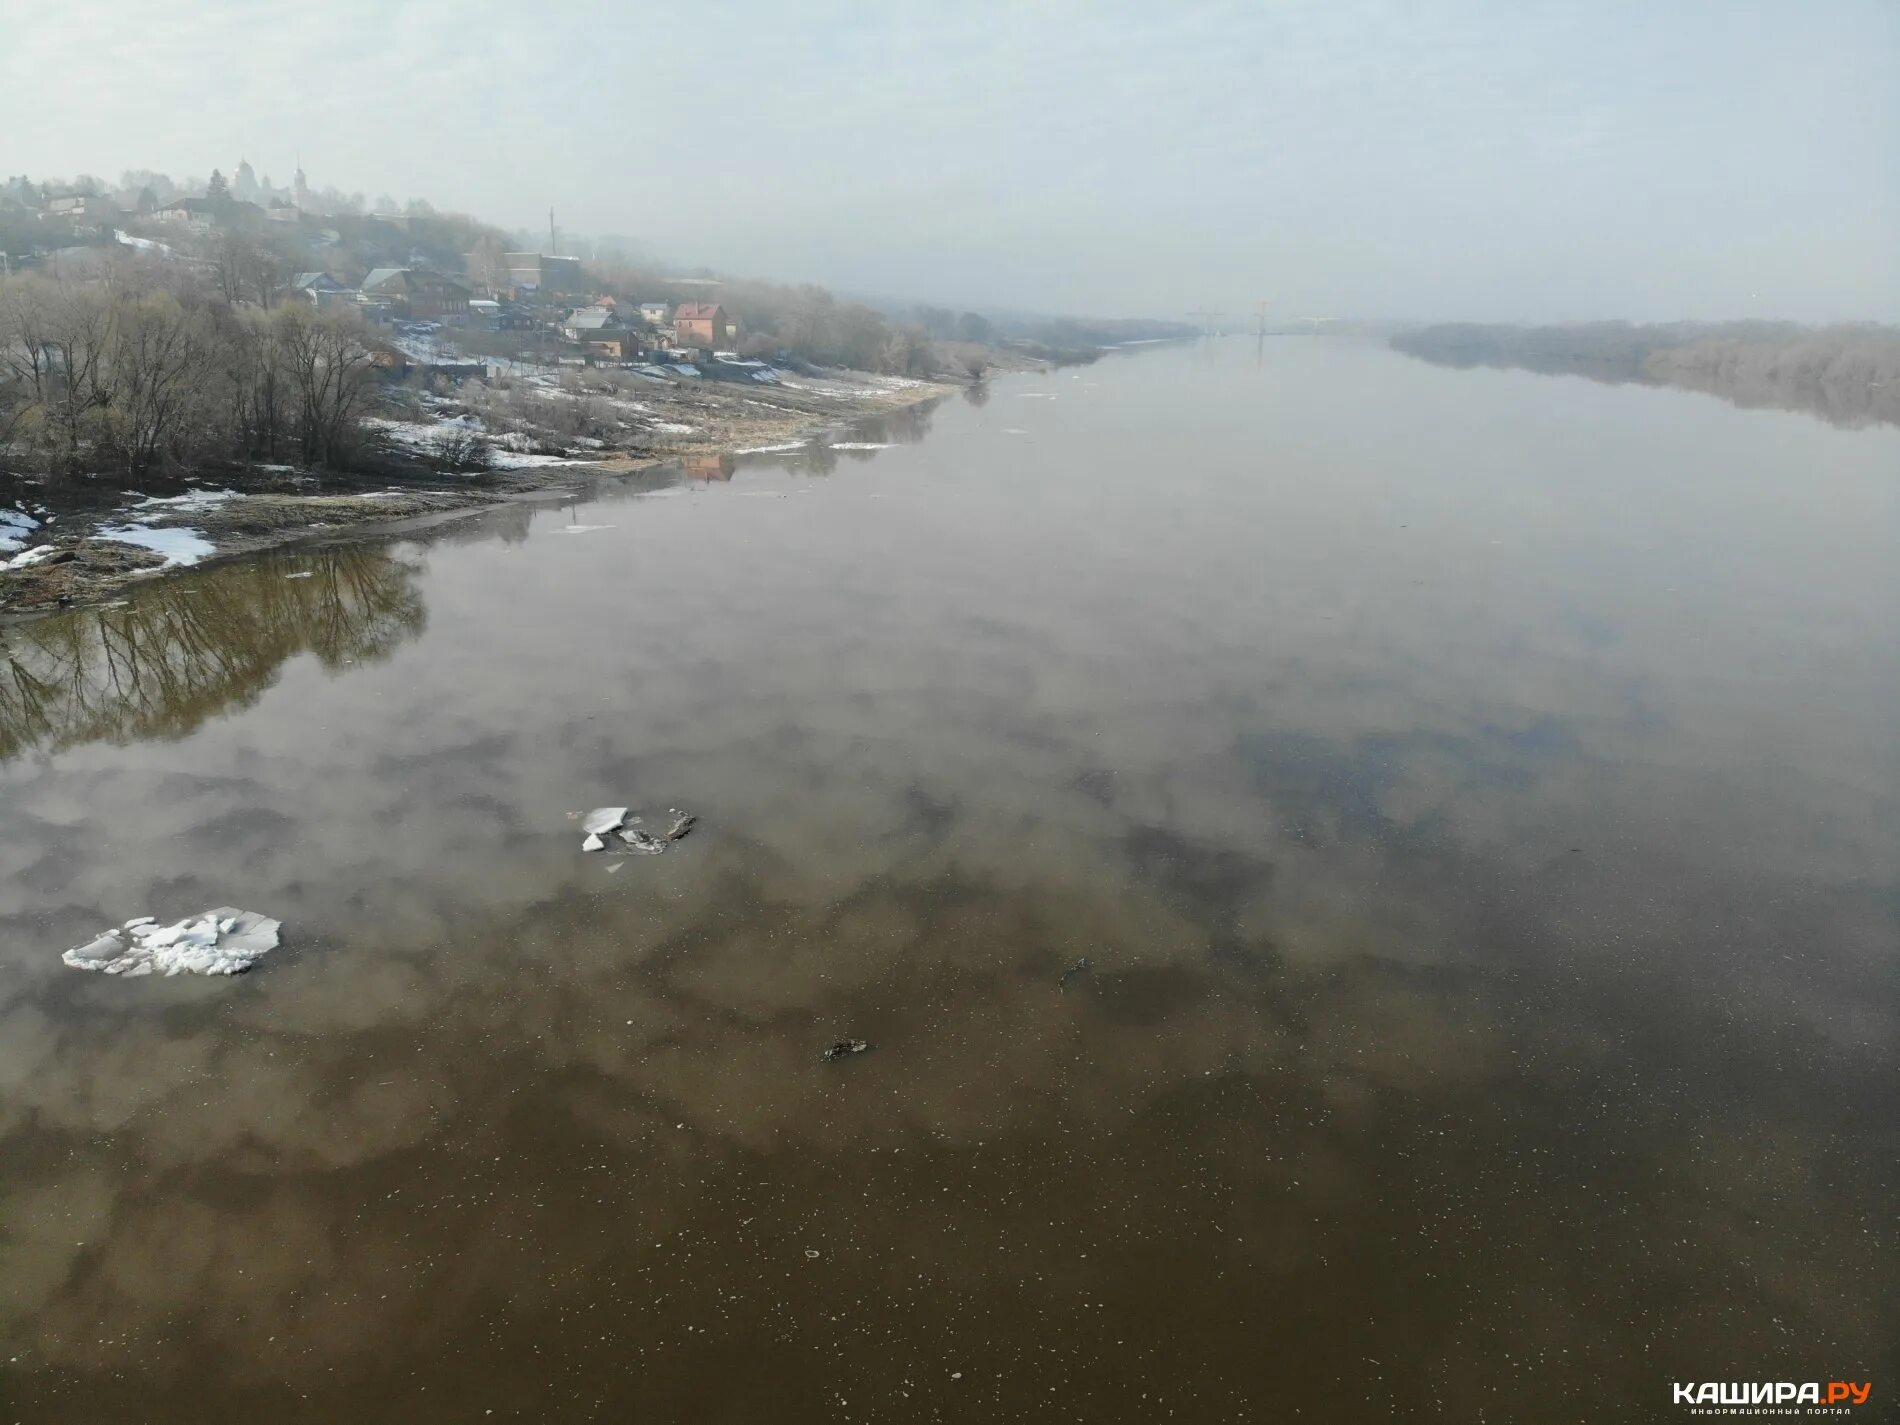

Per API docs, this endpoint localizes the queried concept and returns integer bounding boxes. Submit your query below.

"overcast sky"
[5,0,1896,321]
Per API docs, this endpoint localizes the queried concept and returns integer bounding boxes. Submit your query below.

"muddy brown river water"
[2,339,1896,1422]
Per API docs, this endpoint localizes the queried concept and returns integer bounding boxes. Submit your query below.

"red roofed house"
[674,302,734,350]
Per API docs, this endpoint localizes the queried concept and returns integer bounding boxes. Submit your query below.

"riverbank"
[1389,320,1900,428]
[0,362,971,615]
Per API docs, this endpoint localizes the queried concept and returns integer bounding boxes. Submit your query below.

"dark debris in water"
[578,806,698,856]
[821,1039,871,1062]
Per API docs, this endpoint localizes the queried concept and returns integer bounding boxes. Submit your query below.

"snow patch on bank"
[1,544,60,571]
[95,524,216,567]
[132,487,242,513]
[367,415,593,471]
[1,505,41,554]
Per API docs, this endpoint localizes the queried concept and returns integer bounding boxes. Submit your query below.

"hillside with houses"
[7,163,1129,608]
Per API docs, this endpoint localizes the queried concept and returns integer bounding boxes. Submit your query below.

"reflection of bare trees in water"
[0,546,425,763]
[423,500,538,547]
[787,398,942,477]
[855,399,937,446]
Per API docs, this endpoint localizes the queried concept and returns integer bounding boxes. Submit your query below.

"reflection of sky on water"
[1,341,1895,1420]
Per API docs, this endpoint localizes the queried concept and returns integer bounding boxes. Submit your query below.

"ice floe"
[736,441,807,455]
[581,807,630,835]
[61,908,282,977]
[574,806,695,855]
[828,442,896,451]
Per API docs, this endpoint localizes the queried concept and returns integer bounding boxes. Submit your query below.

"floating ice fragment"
[821,1039,871,1062]
[581,807,628,835]
[576,805,694,856]
[617,828,667,855]
[62,908,281,977]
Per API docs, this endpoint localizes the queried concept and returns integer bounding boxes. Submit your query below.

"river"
[2,338,1895,1421]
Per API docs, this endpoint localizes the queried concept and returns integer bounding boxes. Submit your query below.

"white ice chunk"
[62,907,282,977]
[581,807,628,835]
[581,832,606,852]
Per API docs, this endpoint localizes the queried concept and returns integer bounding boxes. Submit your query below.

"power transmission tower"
[1186,309,1221,338]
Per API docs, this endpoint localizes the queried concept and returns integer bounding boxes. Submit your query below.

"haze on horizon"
[4,0,1896,324]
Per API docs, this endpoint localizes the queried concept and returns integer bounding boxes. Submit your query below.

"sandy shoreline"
[0,371,963,618]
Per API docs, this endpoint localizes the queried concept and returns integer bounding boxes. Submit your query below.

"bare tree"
[212,231,293,308]
[266,305,382,466]
[0,277,114,471]
[100,292,217,476]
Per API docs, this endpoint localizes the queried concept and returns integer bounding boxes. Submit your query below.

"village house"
[561,307,640,362]
[637,301,671,328]
[673,302,734,350]
[360,268,473,321]
[469,297,538,332]
[504,252,584,294]
[43,195,110,220]
[152,198,221,231]
[289,272,357,310]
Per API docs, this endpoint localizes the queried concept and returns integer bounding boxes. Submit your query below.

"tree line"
[1389,320,1900,428]
[0,261,384,481]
